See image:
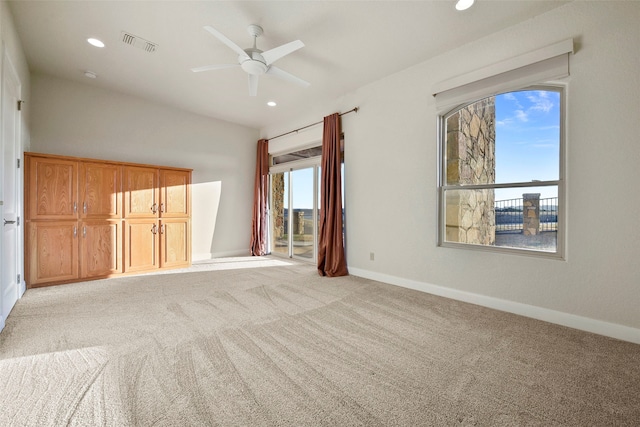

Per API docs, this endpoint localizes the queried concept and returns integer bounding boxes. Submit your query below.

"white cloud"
[502,92,523,109]
[515,109,528,122]
[526,92,554,113]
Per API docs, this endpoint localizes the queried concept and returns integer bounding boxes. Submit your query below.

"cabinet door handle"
[83,202,87,214]
[160,224,165,234]
[74,202,77,213]
[151,224,157,234]
[83,226,86,238]
[160,203,165,213]
[151,203,158,214]
[73,226,77,238]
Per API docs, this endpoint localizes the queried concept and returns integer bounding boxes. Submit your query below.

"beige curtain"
[250,139,269,256]
[317,113,348,276]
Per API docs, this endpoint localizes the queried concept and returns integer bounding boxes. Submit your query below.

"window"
[272,146,322,165]
[438,86,564,257]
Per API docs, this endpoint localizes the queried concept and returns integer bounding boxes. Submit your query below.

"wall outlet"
[370,252,375,261]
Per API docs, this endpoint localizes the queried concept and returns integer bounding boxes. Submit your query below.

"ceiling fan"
[192,24,310,96]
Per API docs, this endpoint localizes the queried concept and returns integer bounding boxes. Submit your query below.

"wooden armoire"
[24,152,192,288]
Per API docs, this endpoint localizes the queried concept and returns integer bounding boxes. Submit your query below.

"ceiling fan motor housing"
[240,50,267,75]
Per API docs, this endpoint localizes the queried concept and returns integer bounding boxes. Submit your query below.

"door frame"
[269,157,320,262]
[0,43,25,332]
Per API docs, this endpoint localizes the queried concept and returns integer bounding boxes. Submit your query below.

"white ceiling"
[9,1,568,130]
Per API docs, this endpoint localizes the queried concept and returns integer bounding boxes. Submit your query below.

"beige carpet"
[1,257,639,426]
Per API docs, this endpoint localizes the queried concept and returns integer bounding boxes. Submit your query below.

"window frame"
[437,84,566,259]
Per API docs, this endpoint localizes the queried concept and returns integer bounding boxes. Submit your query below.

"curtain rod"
[268,107,359,142]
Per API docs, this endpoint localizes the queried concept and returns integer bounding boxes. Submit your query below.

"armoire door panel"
[160,169,190,217]
[81,220,123,277]
[160,219,190,268]
[124,166,159,218]
[28,221,79,285]
[82,162,122,218]
[125,219,159,272]
[29,156,78,220]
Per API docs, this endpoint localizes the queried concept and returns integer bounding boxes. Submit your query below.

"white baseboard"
[193,249,251,262]
[19,279,26,298]
[349,267,640,345]
[192,253,213,262]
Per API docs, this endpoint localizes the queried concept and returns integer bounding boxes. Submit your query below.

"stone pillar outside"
[445,97,496,245]
[293,211,305,235]
[523,193,540,236]
[272,173,285,239]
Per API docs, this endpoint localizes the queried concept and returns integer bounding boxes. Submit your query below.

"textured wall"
[445,97,496,245]
[271,173,285,240]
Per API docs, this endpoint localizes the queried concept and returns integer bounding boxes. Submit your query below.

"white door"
[1,49,22,331]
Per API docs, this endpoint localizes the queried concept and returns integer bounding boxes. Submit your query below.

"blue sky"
[494,89,560,200]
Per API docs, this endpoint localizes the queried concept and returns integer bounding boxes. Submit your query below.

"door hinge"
[17,100,23,111]
[17,274,21,283]
[17,158,20,168]
[17,216,20,226]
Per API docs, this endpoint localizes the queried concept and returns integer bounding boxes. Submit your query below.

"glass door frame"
[269,157,321,262]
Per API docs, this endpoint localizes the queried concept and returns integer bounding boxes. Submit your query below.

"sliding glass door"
[270,164,319,261]
[270,171,289,257]
[291,168,315,259]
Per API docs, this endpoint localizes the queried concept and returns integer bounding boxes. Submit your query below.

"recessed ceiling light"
[84,71,97,79]
[267,101,277,107]
[455,0,475,11]
[87,38,105,48]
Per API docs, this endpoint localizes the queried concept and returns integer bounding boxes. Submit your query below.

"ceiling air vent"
[121,32,158,53]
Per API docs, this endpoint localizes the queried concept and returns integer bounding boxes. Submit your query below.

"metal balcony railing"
[495,197,558,233]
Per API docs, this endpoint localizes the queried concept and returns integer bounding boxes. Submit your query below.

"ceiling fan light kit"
[240,52,267,75]
[192,24,309,96]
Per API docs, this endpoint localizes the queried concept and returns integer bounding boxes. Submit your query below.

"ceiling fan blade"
[203,25,249,60]
[191,64,239,72]
[262,40,304,65]
[248,74,259,97]
[266,66,310,87]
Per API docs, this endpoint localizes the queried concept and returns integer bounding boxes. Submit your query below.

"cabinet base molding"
[27,264,189,288]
